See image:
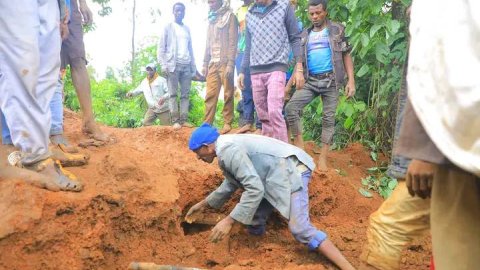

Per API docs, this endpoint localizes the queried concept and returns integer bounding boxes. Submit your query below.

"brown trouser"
[143,109,171,126]
[361,181,430,270]
[204,63,234,125]
[431,167,480,270]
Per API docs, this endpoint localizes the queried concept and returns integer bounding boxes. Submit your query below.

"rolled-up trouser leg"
[361,181,430,270]
[0,0,60,165]
[49,78,64,136]
[431,167,480,270]
[289,170,327,250]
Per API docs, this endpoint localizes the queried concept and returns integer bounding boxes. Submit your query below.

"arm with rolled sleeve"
[284,4,303,63]
[215,145,264,224]
[206,179,239,209]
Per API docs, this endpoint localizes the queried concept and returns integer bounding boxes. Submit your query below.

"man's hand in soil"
[210,216,235,243]
[406,159,437,199]
[185,199,207,223]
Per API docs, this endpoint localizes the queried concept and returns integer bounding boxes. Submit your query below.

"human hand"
[60,22,69,40]
[209,216,235,243]
[202,66,208,78]
[345,80,356,98]
[406,159,437,199]
[79,0,93,25]
[237,73,245,90]
[185,200,207,223]
[158,97,166,106]
[293,70,305,90]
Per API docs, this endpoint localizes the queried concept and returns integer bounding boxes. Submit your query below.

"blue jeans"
[2,79,63,144]
[235,53,261,129]
[247,169,327,250]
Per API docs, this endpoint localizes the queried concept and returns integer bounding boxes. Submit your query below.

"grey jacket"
[157,22,196,75]
[206,134,315,225]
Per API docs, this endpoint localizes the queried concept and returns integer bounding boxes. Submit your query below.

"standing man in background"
[158,2,197,130]
[203,0,238,134]
[285,0,355,170]
[238,0,304,143]
[62,0,111,142]
[235,0,260,134]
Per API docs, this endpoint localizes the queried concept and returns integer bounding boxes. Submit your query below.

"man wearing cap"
[185,123,355,270]
[126,64,171,126]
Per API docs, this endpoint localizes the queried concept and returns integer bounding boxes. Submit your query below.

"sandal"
[7,152,83,192]
[50,146,89,167]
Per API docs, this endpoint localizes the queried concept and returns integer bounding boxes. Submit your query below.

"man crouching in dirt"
[185,123,355,270]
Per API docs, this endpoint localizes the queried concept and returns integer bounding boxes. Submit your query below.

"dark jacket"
[301,19,351,89]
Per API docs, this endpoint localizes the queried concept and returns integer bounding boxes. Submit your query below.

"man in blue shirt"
[285,0,355,171]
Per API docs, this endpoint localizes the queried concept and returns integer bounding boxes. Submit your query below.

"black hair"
[308,0,327,10]
[173,2,185,12]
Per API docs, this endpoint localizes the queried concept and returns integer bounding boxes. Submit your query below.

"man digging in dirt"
[185,123,355,270]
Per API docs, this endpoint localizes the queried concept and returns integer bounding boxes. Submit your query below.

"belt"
[311,71,333,79]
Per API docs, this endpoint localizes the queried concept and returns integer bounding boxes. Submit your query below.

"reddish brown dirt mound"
[0,111,430,269]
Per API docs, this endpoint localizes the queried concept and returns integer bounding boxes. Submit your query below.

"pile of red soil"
[0,111,430,269]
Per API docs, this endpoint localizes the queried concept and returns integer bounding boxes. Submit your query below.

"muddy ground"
[0,111,431,269]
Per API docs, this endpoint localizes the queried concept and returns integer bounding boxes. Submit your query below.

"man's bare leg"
[70,58,109,141]
[318,239,356,270]
[318,144,329,171]
[293,134,304,149]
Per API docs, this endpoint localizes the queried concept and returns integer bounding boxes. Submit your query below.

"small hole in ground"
[181,222,212,235]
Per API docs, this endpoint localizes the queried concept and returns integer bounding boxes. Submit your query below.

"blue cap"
[188,123,220,151]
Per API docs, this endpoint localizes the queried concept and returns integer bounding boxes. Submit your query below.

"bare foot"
[82,121,110,142]
[237,124,251,134]
[50,134,78,153]
[254,129,262,135]
[220,124,232,134]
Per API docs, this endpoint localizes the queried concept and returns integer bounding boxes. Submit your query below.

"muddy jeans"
[247,170,327,250]
[204,63,234,125]
[285,75,337,145]
[143,109,171,126]
[167,63,192,124]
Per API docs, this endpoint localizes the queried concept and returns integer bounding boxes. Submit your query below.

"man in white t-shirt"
[126,64,170,126]
[157,2,197,130]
